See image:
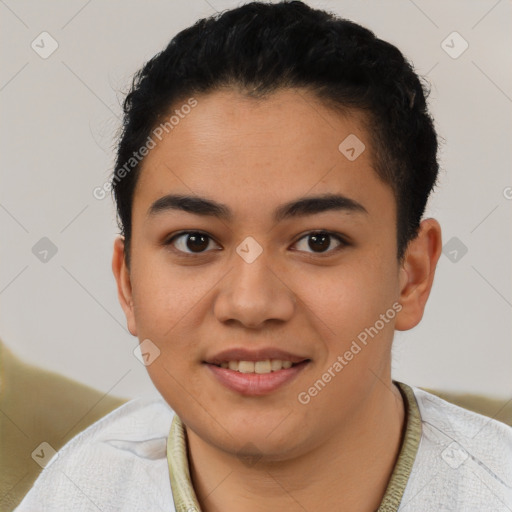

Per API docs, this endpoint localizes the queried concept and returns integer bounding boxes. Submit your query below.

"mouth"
[207,359,310,373]
[203,358,311,396]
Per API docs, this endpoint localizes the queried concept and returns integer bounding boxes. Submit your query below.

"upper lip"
[204,347,310,365]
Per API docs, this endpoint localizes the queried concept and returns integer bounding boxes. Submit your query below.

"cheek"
[298,255,398,366]
[129,254,223,365]
[130,250,198,332]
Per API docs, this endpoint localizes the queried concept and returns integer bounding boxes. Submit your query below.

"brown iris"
[308,233,331,252]
[186,233,209,252]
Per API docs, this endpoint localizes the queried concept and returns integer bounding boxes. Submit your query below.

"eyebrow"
[147,193,368,222]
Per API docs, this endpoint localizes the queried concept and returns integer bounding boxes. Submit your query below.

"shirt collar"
[167,380,421,512]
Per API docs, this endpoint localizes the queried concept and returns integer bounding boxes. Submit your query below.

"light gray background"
[1,0,511,400]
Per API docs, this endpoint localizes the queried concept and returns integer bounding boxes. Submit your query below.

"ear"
[395,218,442,331]
[112,236,138,336]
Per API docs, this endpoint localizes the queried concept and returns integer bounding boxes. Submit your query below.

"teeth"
[270,359,283,371]
[218,359,297,373]
[255,360,271,374]
[238,361,254,373]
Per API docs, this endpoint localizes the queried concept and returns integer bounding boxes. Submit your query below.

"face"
[114,88,416,461]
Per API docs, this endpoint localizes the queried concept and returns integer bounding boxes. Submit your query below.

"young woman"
[16,2,512,511]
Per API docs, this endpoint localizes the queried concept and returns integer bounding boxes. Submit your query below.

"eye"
[164,230,348,256]
[292,231,348,254]
[165,231,221,254]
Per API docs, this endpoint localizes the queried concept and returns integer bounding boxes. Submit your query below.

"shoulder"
[412,386,512,442]
[400,385,512,511]
[14,394,177,512]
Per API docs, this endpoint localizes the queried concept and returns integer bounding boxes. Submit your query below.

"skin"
[112,88,442,512]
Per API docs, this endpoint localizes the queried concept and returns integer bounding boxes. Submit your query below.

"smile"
[205,360,311,396]
[214,359,298,373]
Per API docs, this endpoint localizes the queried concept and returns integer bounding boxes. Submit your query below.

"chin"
[228,420,305,456]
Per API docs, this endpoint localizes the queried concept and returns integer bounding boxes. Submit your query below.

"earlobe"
[395,218,442,331]
[112,236,138,336]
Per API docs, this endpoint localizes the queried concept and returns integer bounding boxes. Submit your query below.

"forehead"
[133,88,393,222]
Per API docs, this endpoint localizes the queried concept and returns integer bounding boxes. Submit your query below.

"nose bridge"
[213,244,295,328]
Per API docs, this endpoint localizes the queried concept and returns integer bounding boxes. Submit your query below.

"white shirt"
[14,385,512,511]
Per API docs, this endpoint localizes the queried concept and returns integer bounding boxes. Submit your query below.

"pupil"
[187,233,208,252]
[309,233,329,252]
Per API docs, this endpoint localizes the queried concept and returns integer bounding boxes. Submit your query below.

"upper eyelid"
[166,231,221,251]
[293,230,346,243]
[166,230,218,244]
[291,231,347,252]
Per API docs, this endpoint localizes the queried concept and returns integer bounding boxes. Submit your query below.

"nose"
[213,251,296,329]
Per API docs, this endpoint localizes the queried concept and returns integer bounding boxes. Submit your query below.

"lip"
[205,360,310,396]
[204,347,309,366]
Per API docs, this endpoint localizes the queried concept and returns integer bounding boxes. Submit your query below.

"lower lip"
[205,361,310,396]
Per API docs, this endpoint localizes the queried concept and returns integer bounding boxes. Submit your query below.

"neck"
[186,381,405,512]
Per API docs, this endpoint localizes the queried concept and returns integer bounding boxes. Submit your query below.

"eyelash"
[164,230,349,257]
